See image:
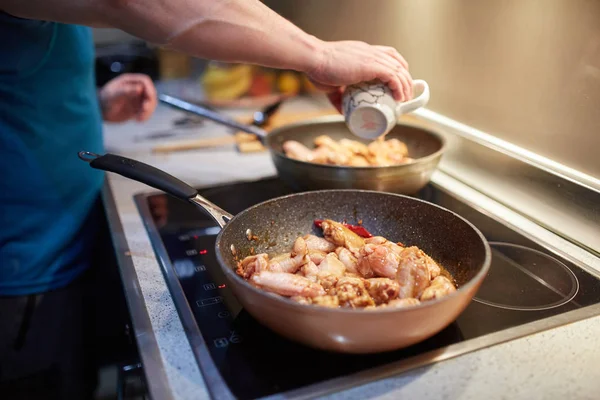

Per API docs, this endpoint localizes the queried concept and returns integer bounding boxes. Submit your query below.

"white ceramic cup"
[341,79,430,140]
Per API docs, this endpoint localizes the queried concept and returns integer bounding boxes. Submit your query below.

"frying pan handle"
[158,94,268,139]
[79,151,233,227]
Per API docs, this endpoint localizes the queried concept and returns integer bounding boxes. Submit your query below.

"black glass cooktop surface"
[134,178,600,400]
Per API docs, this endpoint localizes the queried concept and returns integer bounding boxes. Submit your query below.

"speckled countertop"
[102,96,600,400]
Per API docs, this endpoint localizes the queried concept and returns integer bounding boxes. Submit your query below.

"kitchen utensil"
[78,151,491,353]
[158,94,446,195]
[342,79,430,139]
[252,99,283,127]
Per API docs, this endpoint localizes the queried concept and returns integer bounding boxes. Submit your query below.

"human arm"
[99,73,157,122]
[0,0,413,102]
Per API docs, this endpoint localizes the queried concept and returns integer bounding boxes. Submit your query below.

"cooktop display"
[134,178,600,400]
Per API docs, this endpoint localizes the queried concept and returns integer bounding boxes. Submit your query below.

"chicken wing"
[303,234,337,253]
[365,278,400,305]
[420,276,456,301]
[335,247,359,274]
[357,243,400,279]
[267,237,308,274]
[320,219,365,254]
[282,140,313,162]
[251,271,325,297]
[396,246,431,299]
[334,276,375,308]
[236,253,270,278]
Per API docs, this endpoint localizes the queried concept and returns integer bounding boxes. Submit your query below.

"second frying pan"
[159,94,446,194]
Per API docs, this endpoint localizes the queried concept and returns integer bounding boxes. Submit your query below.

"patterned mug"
[341,79,430,140]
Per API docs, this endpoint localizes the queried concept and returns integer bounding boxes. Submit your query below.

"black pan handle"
[79,151,234,227]
[79,151,197,200]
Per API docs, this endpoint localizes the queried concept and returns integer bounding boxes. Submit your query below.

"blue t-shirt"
[0,14,105,295]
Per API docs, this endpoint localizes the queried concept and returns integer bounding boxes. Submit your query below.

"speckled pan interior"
[216,190,488,287]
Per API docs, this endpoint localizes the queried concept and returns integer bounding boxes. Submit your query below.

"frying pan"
[159,94,446,194]
[80,151,490,353]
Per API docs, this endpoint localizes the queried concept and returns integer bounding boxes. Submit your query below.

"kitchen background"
[94,0,600,179]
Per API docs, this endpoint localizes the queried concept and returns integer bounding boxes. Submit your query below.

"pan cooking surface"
[136,178,600,400]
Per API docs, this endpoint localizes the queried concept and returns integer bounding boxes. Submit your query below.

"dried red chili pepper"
[313,219,373,238]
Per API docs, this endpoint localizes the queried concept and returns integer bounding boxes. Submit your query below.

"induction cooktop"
[134,177,600,400]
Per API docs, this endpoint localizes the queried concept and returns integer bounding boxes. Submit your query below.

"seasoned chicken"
[236,253,269,278]
[251,271,325,297]
[320,219,365,254]
[333,276,375,308]
[420,276,456,301]
[366,138,409,166]
[365,236,404,256]
[237,219,455,311]
[308,249,327,265]
[347,155,370,166]
[387,298,421,308]
[365,278,400,305]
[282,140,313,162]
[335,247,359,274]
[303,234,337,253]
[299,260,320,282]
[357,243,400,279]
[339,138,369,156]
[318,253,346,277]
[315,253,346,292]
[281,135,412,167]
[291,295,340,308]
[396,247,431,299]
[267,237,308,274]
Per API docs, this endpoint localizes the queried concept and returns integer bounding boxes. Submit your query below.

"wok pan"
[159,94,446,194]
[79,151,490,354]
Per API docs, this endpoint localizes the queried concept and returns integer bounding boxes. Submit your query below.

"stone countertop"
[101,96,600,400]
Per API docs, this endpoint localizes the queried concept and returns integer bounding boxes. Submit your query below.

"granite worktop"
[101,96,600,400]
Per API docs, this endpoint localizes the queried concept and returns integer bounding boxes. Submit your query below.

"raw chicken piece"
[365,236,404,256]
[236,253,269,278]
[334,276,375,308]
[281,135,412,167]
[387,298,420,308]
[357,243,400,279]
[398,245,441,280]
[282,140,313,161]
[310,145,332,164]
[366,138,409,166]
[308,249,327,265]
[251,271,325,297]
[320,219,365,254]
[396,247,431,299]
[365,278,400,305]
[267,237,308,274]
[420,276,456,301]
[335,247,359,274]
[290,295,340,308]
[316,253,346,291]
[318,253,346,277]
[299,260,320,282]
[314,135,354,165]
[339,138,369,156]
[290,296,311,305]
[312,295,340,308]
[303,234,337,252]
[347,155,370,166]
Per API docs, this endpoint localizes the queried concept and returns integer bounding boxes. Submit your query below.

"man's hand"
[99,73,157,123]
[307,41,413,113]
